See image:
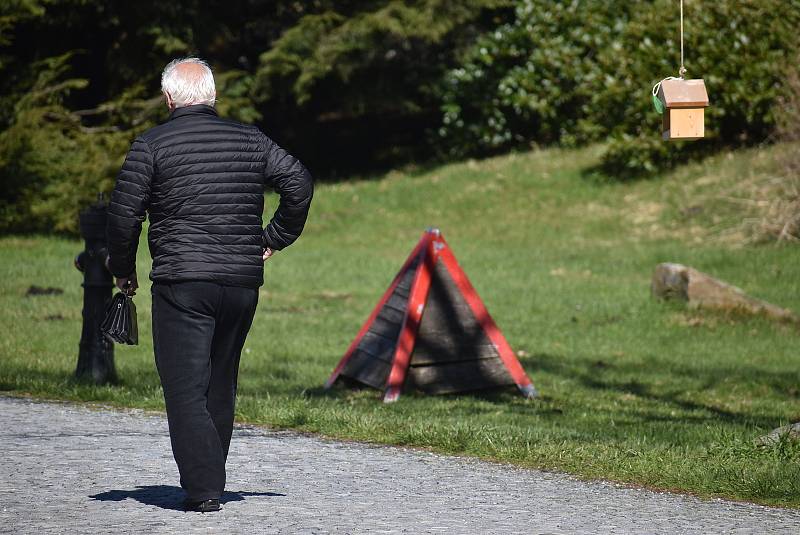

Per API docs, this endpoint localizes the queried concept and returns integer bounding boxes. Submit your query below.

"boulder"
[755,422,800,447]
[651,263,797,322]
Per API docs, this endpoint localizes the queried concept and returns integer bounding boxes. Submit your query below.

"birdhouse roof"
[657,78,709,108]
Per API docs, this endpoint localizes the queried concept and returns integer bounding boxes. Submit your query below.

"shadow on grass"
[305,375,569,417]
[533,352,793,430]
[89,485,285,511]
[0,365,162,397]
[0,367,75,389]
[310,349,794,432]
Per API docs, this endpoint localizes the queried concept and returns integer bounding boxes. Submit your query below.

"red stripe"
[383,234,439,402]
[437,238,534,391]
[325,232,429,389]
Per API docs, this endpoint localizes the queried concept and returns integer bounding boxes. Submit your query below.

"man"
[106,57,313,512]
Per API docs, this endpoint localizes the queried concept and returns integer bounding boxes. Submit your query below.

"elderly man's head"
[161,58,216,110]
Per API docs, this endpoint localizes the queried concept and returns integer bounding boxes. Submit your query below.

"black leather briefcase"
[100,290,138,345]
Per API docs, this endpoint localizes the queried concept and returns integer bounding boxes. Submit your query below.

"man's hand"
[106,255,138,295]
[116,272,139,295]
[262,247,275,262]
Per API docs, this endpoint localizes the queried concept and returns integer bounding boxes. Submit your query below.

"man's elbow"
[296,167,314,206]
[279,167,313,209]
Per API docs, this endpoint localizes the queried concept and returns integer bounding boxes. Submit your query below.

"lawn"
[2,143,799,506]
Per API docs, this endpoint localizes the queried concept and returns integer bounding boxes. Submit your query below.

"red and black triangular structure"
[325,229,538,403]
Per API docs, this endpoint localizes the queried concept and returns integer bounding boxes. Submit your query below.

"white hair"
[161,57,216,108]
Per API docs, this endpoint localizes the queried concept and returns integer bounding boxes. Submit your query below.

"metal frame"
[323,234,429,389]
[383,231,441,402]
[437,240,538,399]
[325,229,538,401]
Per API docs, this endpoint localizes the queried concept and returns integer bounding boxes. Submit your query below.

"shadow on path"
[90,485,285,511]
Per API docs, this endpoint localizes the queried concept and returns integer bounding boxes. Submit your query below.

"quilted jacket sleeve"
[106,137,154,278]
[261,135,314,251]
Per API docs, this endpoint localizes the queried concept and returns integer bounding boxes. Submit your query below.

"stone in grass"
[651,263,797,323]
[755,422,800,447]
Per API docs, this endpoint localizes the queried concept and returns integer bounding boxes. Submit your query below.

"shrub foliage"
[0,0,504,233]
[0,0,798,233]
[438,0,800,176]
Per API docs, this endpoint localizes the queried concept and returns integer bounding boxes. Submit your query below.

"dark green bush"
[439,0,800,177]
[2,0,798,235]
[0,0,507,234]
[0,56,119,233]
[252,0,509,175]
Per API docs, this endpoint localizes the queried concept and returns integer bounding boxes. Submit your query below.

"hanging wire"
[652,0,687,112]
[679,0,687,78]
[652,76,681,113]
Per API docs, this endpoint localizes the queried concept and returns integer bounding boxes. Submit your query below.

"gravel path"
[1,395,798,534]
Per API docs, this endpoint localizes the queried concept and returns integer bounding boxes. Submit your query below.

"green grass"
[2,144,800,506]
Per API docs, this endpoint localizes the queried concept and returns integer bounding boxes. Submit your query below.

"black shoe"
[184,498,221,512]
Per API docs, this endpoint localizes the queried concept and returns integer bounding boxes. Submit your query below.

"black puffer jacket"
[106,105,313,288]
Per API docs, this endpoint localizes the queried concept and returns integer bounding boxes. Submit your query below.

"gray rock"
[755,422,800,447]
[651,262,797,322]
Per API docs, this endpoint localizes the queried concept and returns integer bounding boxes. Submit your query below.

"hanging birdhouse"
[657,78,709,140]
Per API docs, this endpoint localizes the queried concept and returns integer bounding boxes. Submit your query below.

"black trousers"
[151,281,258,502]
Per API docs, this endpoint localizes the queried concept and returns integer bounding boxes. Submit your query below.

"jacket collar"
[168,104,219,121]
